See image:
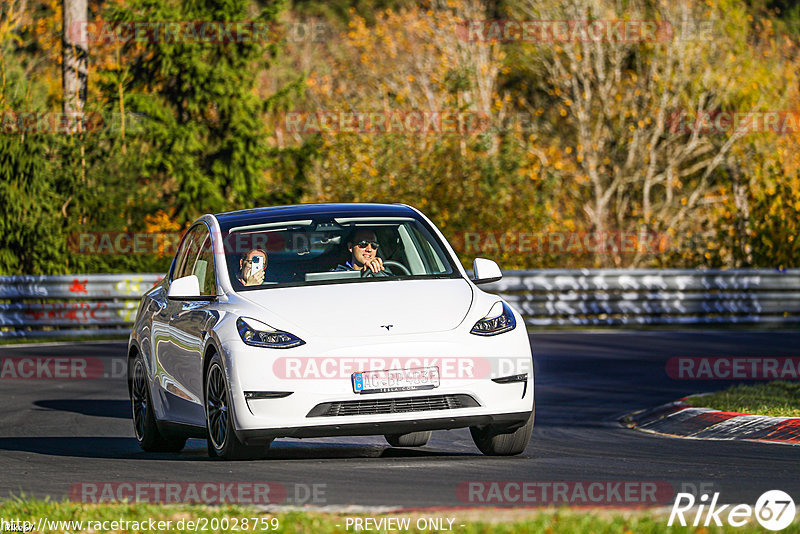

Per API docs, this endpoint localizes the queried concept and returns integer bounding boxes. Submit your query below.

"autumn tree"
[103,0,300,225]
[291,0,567,268]
[511,0,791,266]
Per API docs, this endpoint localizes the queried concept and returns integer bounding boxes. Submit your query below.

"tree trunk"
[62,0,88,133]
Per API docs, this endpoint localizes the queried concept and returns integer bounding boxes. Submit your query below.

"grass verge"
[1,496,797,533]
[686,381,800,417]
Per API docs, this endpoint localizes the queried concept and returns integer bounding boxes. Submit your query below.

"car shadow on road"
[263,441,476,460]
[33,399,130,419]
[11,400,480,460]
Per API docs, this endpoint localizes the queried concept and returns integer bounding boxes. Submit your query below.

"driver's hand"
[245,267,265,286]
[364,257,384,273]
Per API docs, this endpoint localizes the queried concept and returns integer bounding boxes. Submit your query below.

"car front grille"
[306,394,479,417]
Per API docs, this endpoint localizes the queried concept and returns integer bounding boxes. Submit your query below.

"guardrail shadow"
[33,399,130,419]
[0,435,480,460]
[0,436,163,459]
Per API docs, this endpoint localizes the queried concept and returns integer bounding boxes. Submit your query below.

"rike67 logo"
[669,490,796,531]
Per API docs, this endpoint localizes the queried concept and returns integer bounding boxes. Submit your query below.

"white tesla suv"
[128,203,534,459]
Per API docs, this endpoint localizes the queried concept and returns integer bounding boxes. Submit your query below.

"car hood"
[238,278,474,337]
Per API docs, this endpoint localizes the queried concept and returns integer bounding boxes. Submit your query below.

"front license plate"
[352,367,440,394]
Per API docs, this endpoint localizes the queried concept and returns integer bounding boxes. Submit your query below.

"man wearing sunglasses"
[336,229,389,276]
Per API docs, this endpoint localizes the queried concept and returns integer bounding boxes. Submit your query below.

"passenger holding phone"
[238,249,268,286]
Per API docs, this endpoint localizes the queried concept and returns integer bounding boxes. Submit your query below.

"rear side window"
[194,236,217,295]
[173,225,207,281]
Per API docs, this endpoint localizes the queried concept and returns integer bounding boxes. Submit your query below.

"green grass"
[687,381,800,417]
[0,496,797,533]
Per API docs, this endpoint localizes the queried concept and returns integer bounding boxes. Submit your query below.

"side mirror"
[168,275,200,299]
[472,258,502,285]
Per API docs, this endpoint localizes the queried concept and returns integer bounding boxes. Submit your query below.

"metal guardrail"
[1,269,798,337]
[0,274,163,338]
[483,269,800,326]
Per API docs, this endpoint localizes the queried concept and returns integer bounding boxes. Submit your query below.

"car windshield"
[223,216,460,290]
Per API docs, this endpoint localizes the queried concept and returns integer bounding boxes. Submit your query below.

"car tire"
[470,405,534,456]
[129,354,187,452]
[205,354,270,460]
[384,431,431,447]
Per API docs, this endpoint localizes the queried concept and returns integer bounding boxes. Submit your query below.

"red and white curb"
[621,400,800,445]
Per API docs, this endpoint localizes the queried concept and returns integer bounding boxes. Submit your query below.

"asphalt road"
[1,331,799,509]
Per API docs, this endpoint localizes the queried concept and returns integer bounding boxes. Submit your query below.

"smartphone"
[250,256,264,276]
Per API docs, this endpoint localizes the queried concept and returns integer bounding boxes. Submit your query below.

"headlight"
[237,317,305,349]
[470,302,516,336]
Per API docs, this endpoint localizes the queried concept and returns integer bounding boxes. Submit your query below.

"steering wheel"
[383,260,411,276]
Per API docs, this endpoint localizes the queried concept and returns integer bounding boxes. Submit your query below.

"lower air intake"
[307,394,479,417]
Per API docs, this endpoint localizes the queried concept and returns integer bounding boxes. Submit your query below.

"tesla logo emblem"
[380,324,393,331]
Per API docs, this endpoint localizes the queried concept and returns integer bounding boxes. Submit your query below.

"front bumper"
[236,410,533,445]
[215,314,535,440]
